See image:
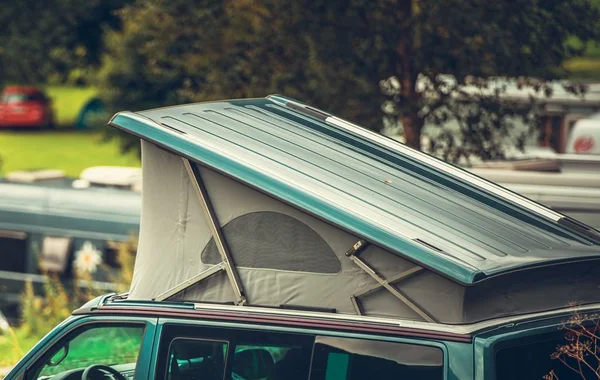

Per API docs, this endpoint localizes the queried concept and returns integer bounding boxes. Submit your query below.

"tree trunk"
[402,112,424,149]
[395,0,423,150]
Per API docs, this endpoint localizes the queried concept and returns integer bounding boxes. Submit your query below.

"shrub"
[0,238,137,368]
[545,309,600,379]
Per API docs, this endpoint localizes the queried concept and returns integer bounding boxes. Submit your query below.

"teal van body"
[5,295,594,380]
[0,176,140,318]
[5,96,600,380]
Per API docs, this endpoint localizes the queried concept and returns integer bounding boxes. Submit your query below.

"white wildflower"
[74,241,102,274]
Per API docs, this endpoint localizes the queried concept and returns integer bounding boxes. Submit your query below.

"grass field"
[564,40,600,80]
[0,328,42,367]
[44,86,100,127]
[565,57,600,80]
[0,130,140,177]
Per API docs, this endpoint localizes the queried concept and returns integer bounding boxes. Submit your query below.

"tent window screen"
[201,211,341,274]
[310,336,443,380]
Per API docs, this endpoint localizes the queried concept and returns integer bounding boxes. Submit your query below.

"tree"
[324,0,599,158]
[99,0,600,159]
[0,0,130,85]
[97,0,387,154]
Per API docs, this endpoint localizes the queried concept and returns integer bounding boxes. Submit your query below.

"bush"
[0,238,136,368]
[545,308,600,379]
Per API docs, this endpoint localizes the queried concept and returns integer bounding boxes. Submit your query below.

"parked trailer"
[0,169,140,320]
[468,157,600,230]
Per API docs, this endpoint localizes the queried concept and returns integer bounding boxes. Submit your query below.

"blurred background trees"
[1,0,599,158]
[0,0,131,86]
[99,0,600,158]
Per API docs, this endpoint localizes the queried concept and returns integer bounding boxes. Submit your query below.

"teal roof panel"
[109,96,600,284]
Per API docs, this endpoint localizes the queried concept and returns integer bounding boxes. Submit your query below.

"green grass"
[0,130,140,177]
[564,57,600,80]
[39,327,142,376]
[0,328,43,367]
[0,326,142,370]
[44,86,100,127]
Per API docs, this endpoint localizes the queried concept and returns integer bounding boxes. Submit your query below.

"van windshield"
[1,93,43,103]
[495,331,595,380]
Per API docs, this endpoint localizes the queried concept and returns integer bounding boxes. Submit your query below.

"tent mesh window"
[201,211,341,274]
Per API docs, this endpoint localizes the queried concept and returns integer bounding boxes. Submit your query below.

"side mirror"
[48,344,69,367]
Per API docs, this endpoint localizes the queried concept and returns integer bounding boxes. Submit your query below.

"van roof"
[110,95,600,285]
[77,292,600,337]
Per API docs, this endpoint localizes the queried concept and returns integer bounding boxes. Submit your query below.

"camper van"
[6,96,600,380]
[0,167,140,319]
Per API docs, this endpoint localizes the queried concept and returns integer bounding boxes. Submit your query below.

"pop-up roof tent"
[109,95,600,325]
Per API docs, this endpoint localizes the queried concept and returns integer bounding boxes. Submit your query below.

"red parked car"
[0,85,54,128]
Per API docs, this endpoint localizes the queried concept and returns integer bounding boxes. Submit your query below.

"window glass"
[231,343,310,380]
[157,324,314,380]
[0,232,27,272]
[167,339,228,380]
[496,332,594,380]
[310,336,443,380]
[2,93,44,103]
[2,94,26,103]
[34,325,144,379]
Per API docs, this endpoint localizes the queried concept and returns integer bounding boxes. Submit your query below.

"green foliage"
[97,0,600,160]
[39,326,142,376]
[373,0,600,156]
[0,240,137,368]
[0,0,131,86]
[96,0,386,155]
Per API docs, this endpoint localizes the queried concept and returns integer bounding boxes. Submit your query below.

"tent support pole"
[357,266,424,298]
[183,158,247,305]
[346,240,436,323]
[154,263,225,301]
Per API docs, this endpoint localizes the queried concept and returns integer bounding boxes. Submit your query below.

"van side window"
[26,323,145,380]
[156,324,315,380]
[229,340,312,380]
[495,331,593,380]
[0,230,27,272]
[310,336,444,380]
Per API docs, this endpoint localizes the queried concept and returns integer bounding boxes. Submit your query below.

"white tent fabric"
[129,141,465,321]
[130,141,600,324]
